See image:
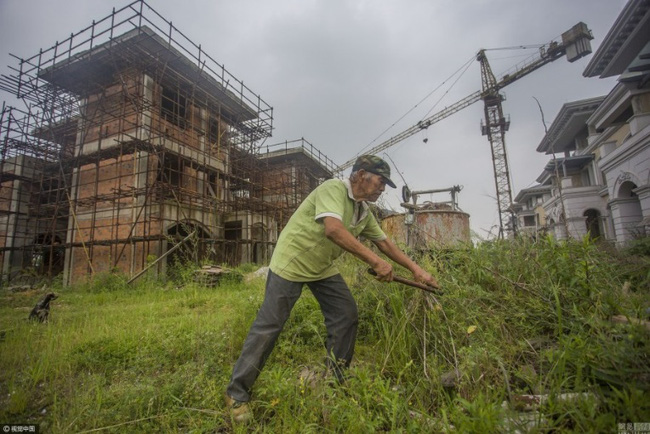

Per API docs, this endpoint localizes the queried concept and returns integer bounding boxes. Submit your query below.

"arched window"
[618,181,637,198]
[617,181,643,239]
[166,221,211,267]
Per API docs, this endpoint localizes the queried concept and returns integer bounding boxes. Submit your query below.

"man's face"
[357,171,386,202]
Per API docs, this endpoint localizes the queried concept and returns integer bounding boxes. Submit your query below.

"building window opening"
[29,233,64,277]
[209,118,221,145]
[161,86,187,129]
[584,209,601,239]
[206,172,220,198]
[618,181,643,239]
[251,222,269,264]
[166,222,211,275]
[224,220,242,266]
[619,181,638,198]
[157,156,182,188]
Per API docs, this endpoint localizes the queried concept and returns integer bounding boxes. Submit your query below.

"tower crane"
[336,22,594,238]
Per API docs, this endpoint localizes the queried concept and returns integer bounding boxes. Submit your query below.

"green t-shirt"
[269,179,387,282]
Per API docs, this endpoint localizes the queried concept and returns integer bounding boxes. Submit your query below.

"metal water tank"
[382,208,470,249]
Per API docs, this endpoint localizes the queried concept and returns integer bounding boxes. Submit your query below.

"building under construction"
[0,1,336,285]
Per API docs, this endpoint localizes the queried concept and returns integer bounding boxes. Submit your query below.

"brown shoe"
[225,394,252,423]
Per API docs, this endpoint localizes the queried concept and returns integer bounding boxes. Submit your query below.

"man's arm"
[322,217,393,281]
[373,238,439,288]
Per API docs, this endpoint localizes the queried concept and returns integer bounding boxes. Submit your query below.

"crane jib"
[337,22,593,239]
[337,22,593,176]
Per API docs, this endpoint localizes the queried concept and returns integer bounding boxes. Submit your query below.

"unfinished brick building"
[0,1,336,285]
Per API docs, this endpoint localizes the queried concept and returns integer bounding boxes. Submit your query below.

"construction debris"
[505,392,597,412]
[193,265,242,287]
[439,368,462,388]
[500,392,597,433]
[610,315,650,331]
[245,266,270,283]
[7,285,33,293]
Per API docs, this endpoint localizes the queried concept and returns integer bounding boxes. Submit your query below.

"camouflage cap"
[351,155,396,188]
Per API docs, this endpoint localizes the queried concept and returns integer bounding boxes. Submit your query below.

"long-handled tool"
[367,268,441,294]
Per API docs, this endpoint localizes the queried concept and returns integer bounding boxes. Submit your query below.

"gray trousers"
[226,270,359,402]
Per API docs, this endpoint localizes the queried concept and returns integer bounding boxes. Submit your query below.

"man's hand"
[371,258,393,282]
[373,239,439,287]
[412,265,438,289]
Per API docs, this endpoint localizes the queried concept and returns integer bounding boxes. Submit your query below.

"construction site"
[0,0,620,287]
[0,1,337,285]
[1,2,648,431]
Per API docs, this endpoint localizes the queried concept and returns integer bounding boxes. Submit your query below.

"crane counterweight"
[562,22,594,62]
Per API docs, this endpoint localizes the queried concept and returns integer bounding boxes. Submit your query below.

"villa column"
[609,197,643,244]
[634,185,650,217]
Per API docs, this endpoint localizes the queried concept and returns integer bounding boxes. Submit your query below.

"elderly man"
[225,155,437,422]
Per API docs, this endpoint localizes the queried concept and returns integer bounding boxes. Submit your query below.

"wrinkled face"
[354,170,386,202]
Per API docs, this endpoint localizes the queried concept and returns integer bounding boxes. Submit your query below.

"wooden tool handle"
[367,269,441,294]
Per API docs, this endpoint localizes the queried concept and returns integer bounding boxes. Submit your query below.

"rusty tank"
[381,186,471,249]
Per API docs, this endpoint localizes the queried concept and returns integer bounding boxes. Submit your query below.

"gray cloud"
[0,0,624,237]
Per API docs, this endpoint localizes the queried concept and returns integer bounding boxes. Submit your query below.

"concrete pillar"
[553,222,568,240]
[566,216,587,239]
[629,113,650,136]
[635,185,650,219]
[635,185,650,237]
[2,157,23,279]
[609,197,643,243]
[63,96,88,286]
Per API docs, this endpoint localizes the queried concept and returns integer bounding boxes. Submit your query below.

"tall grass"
[0,237,648,432]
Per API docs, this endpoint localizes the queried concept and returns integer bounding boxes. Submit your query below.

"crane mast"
[478,49,514,239]
[336,23,594,238]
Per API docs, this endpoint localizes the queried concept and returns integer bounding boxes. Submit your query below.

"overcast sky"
[0,0,625,238]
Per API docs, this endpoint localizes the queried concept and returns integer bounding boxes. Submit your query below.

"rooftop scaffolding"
[0,1,333,285]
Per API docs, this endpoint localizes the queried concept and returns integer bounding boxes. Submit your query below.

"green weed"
[0,239,647,432]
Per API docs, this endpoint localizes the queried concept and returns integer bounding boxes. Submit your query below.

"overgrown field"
[1,237,649,433]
